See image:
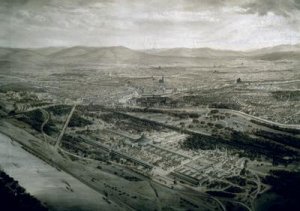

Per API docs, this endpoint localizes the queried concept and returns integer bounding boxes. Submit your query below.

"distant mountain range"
[0,44,299,65]
[143,47,245,58]
[145,44,300,59]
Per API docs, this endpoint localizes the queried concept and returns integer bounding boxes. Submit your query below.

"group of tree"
[0,170,48,211]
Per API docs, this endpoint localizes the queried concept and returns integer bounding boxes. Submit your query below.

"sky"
[1,0,300,50]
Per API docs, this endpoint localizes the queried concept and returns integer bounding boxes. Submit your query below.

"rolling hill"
[144,47,246,58]
[0,44,299,66]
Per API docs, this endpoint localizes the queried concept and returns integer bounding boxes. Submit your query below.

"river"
[0,132,122,211]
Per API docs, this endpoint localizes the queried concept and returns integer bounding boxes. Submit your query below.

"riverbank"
[0,131,122,211]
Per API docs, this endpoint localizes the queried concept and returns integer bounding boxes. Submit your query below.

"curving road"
[40,108,50,143]
[125,105,300,130]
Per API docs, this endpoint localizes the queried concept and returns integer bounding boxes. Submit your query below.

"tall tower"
[159,76,164,84]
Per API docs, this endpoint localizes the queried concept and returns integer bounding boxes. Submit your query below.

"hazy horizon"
[1,43,300,52]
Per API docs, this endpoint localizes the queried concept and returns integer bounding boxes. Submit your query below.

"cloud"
[0,0,299,49]
[241,0,300,17]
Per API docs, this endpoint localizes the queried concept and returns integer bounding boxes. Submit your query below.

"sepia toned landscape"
[0,44,300,211]
[1,0,300,211]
